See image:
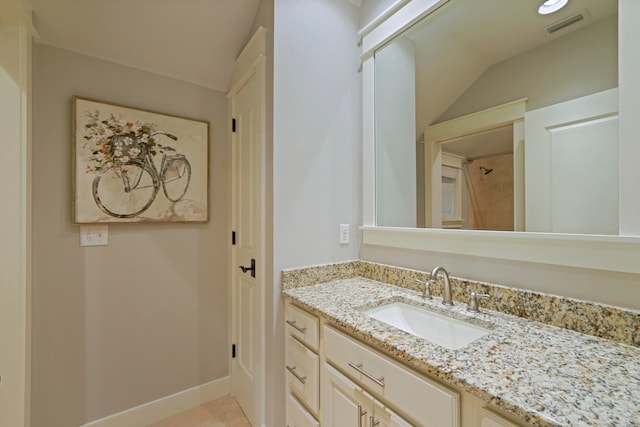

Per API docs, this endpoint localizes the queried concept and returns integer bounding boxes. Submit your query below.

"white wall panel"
[274,0,361,270]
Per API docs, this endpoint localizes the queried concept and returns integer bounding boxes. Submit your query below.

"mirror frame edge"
[361,226,640,275]
[361,0,640,274]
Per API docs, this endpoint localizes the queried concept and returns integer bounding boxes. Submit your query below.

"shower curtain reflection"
[463,154,514,231]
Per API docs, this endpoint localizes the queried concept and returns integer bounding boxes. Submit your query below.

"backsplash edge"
[281,260,639,347]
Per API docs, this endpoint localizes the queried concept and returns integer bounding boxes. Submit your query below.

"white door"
[229,33,266,426]
[525,88,619,234]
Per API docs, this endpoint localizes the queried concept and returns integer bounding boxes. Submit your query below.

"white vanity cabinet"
[285,302,525,427]
[322,325,460,427]
[286,302,321,423]
[323,362,413,427]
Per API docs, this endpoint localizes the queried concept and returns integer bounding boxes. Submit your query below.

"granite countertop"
[282,277,640,427]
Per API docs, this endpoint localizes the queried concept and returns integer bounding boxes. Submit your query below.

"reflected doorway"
[438,125,515,231]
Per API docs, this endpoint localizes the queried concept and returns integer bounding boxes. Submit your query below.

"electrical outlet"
[80,225,109,247]
[339,224,350,244]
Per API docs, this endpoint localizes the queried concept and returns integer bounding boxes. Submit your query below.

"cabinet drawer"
[286,304,320,351]
[287,393,319,427]
[323,325,460,427]
[286,336,320,415]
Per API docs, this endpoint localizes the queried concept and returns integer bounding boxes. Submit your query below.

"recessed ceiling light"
[538,0,569,15]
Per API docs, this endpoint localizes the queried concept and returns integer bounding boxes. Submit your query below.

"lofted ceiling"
[396,0,618,159]
[401,0,617,124]
[31,0,262,92]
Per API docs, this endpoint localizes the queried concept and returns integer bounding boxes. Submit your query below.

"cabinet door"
[370,398,414,427]
[481,409,522,427]
[322,363,371,427]
[323,325,459,427]
[287,393,320,427]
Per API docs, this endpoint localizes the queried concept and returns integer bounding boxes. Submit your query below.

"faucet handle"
[415,278,432,300]
[467,291,490,313]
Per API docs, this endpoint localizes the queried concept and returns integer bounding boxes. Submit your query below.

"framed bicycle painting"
[72,96,209,223]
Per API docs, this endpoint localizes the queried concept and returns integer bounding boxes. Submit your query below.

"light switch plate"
[80,225,109,247]
[339,224,350,244]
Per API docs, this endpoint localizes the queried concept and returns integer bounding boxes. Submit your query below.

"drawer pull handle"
[286,365,307,384]
[370,416,380,427]
[358,405,368,427]
[348,361,385,387]
[286,319,307,334]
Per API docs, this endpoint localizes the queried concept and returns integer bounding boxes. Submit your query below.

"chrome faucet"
[430,266,453,306]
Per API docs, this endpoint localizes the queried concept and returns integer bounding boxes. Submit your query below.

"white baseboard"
[79,376,230,427]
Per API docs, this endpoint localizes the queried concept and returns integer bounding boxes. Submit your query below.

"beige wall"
[436,15,618,123]
[31,44,229,427]
[359,0,397,28]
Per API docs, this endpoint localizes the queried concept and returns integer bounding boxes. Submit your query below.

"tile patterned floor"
[146,396,251,427]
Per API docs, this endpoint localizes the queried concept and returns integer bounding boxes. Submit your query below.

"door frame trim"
[0,11,32,427]
[423,98,526,229]
[227,26,268,427]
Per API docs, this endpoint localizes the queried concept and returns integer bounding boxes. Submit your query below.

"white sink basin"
[364,302,490,350]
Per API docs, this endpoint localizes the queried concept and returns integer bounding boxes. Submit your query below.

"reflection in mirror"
[443,126,515,231]
[374,0,618,234]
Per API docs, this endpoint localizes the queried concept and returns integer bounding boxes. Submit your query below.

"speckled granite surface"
[282,278,640,427]
[281,260,640,347]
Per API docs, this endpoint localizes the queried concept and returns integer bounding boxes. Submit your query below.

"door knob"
[239,258,256,278]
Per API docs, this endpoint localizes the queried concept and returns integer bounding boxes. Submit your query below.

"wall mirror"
[360,0,640,275]
[374,0,618,234]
